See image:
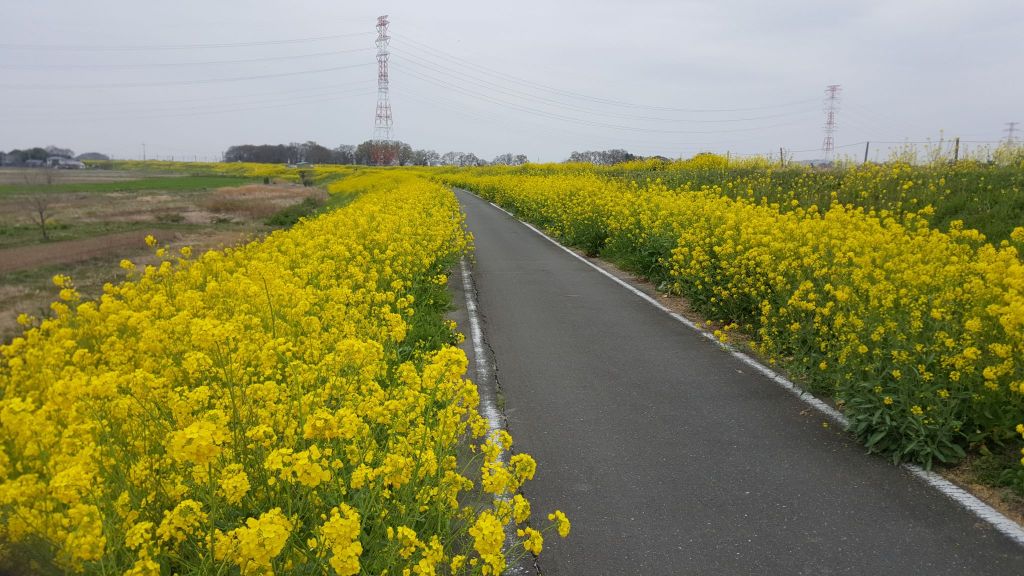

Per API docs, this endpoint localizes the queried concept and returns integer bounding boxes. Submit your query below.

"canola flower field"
[441,158,1024,491]
[0,171,566,575]
[3,155,1023,571]
[603,155,1024,244]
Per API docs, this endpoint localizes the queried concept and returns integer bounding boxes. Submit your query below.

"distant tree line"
[0,145,109,166]
[222,141,538,167]
[2,142,647,168]
[566,149,639,165]
[223,142,650,167]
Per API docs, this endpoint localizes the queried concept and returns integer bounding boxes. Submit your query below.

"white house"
[47,156,85,169]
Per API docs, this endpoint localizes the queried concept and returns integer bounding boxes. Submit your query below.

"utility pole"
[141,143,146,161]
[372,15,395,165]
[779,147,785,166]
[863,141,870,164]
[822,84,841,162]
[953,137,960,163]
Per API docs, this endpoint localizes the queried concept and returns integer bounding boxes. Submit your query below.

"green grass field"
[0,175,255,195]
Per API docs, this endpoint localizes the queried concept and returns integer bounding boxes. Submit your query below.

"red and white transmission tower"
[822,84,841,161]
[372,15,396,165]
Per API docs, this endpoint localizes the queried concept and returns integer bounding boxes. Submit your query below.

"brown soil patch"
[0,284,45,343]
[214,184,317,200]
[944,460,1024,526]
[199,185,325,219]
[0,191,205,230]
[0,184,324,239]
[0,230,177,275]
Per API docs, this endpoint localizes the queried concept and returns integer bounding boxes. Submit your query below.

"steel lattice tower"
[822,84,841,161]
[1006,121,1019,145]
[372,15,396,165]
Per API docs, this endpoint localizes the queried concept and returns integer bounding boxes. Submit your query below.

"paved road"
[454,189,1024,575]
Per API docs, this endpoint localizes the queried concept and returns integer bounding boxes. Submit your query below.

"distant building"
[794,159,834,168]
[0,152,6,166]
[47,156,85,169]
[25,159,45,167]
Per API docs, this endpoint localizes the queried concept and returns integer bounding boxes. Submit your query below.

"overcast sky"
[1,0,1021,162]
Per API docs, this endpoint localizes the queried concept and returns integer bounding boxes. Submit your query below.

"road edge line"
[460,257,503,436]
[463,190,1024,547]
[461,256,539,573]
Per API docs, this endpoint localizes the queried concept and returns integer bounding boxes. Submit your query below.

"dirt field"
[200,184,327,219]
[0,173,324,343]
[0,229,255,342]
[0,230,179,274]
[0,180,321,247]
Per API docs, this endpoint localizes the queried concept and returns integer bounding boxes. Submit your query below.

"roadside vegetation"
[0,170,568,574]
[605,155,1024,244]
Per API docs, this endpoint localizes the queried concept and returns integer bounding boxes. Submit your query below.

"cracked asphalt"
[452,188,1024,575]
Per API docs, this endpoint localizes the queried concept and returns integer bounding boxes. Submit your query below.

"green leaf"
[865,429,888,448]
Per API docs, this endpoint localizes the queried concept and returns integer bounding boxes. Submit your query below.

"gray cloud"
[1,0,1020,162]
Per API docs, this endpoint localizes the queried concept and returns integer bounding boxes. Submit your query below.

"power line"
[117,86,376,117]
[0,88,377,122]
[0,31,374,51]
[392,33,821,114]
[8,79,377,114]
[393,62,814,136]
[0,61,374,89]
[395,72,761,153]
[390,48,818,125]
[841,102,949,145]
[106,89,376,121]
[402,89,738,151]
[0,47,374,70]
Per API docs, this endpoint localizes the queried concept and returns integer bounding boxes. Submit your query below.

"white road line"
[461,256,530,571]
[460,257,503,437]
[460,260,489,398]
[467,191,1024,547]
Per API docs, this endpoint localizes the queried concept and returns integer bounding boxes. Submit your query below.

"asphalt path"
[453,188,1024,575]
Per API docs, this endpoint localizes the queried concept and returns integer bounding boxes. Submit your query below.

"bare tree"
[29,196,54,241]
[24,168,58,241]
[492,153,529,166]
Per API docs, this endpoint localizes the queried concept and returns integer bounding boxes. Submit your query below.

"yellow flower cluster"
[317,504,362,576]
[0,171,567,574]
[215,508,293,575]
[444,166,1024,476]
[469,511,506,574]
